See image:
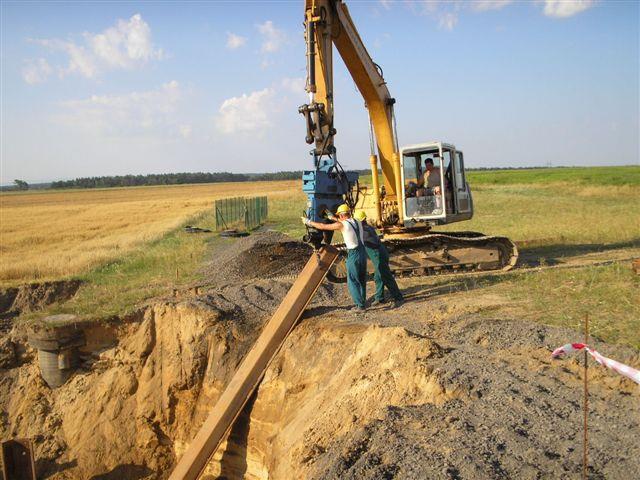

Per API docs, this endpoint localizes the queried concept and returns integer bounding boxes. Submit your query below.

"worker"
[417,158,442,194]
[417,158,443,212]
[302,204,367,312]
[354,210,404,307]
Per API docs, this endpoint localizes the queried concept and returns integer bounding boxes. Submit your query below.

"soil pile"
[0,280,82,318]
[1,296,256,479]
[202,231,313,284]
[1,232,638,479]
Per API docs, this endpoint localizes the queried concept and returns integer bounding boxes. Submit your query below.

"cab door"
[453,150,471,213]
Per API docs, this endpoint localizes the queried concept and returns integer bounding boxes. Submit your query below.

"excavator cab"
[400,142,473,227]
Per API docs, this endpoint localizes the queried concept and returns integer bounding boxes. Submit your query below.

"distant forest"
[1,165,612,191]
[49,170,372,189]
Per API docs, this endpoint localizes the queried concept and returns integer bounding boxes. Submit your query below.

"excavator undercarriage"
[327,232,518,283]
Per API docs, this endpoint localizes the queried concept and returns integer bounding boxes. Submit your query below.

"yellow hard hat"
[336,204,351,215]
[354,210,367,221]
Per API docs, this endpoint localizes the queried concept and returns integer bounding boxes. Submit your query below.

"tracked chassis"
[326,232,518,283]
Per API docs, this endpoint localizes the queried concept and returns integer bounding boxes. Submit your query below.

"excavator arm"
[300,0,404,227]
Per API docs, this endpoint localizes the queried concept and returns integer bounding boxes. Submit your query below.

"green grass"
[408,262,639,349]
[441,183,640,246]
[502,263,640,349]
[23,209,220,321]
[467,165,640,186]
[267,194,307,240]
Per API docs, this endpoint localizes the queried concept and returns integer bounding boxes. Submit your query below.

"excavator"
[300,0,518,279]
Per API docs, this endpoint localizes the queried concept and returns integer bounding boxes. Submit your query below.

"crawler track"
[326,232,518,283]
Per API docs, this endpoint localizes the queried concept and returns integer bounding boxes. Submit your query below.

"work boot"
[392,298,405,308]
[370,298,387,306]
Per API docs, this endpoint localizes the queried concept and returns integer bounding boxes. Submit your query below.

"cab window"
[454,151,466,191]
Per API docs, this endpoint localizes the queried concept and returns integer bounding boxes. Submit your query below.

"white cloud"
[55,81,182,135]
[471,0,513,12]
[257,21,286,53]
[226,32,247,49]
[542,0,596,18]
[280,77,305,94]
[89,14,164,68]
[374,32,392,48]
[404,0,591,28]
[28,14,163,81]
[32,38,98,78]
[215,88,275,135]
[438,12,459,30]
[22,58,53,84]
[379,0,394,9]
[417,1,461,30]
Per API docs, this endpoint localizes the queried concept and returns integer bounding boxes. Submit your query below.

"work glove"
[301,216,311,226]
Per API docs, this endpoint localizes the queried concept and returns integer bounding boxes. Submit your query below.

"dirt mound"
[203,231,313,284]
[0,296,255,479]
[0,280,82,318]
[299,317,639,479]
[214,314,639,480]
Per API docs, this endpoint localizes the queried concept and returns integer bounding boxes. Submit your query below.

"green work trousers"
[365,245,403,302]
[346,246,367,308]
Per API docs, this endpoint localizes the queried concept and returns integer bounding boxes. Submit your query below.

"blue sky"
[1,0,638,183]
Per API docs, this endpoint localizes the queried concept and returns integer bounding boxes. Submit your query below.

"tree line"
[22,166,579,191]
[50,172,290,189]
[49,170,372,189]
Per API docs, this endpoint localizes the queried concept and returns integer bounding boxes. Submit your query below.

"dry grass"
[0,181,298,285]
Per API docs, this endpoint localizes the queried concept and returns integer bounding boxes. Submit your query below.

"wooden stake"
[583,313,589,480]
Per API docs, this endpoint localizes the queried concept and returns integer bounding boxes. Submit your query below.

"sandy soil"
[0,232,638,479]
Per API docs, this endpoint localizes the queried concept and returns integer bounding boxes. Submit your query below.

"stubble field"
[0,180,297,285]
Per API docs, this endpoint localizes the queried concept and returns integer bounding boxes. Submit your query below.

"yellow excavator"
[300,0,518,280]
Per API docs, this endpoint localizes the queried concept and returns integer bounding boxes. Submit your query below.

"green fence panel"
[214,195,269,231]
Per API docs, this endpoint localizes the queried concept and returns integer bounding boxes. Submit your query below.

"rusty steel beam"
[169,246,339,480]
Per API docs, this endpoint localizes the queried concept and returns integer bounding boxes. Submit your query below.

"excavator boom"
[301,0,404,227]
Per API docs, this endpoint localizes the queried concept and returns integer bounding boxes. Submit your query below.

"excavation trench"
[1,233,639,479]
[1,291,457,480]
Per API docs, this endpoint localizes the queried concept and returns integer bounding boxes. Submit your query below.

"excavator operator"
[302,204,367,312]
[417,158,442,196]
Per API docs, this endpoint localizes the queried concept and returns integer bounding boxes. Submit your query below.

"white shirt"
[424,167,441,189]
[340,218,364,250]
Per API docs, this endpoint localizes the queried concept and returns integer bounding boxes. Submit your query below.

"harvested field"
[0,180,297,285]
[1,232,638,479]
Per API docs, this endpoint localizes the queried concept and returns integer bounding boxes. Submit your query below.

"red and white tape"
[552,343,640,385]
